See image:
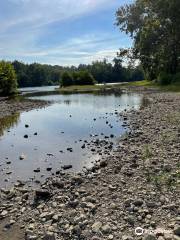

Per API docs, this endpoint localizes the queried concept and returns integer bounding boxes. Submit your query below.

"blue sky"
[0,0,133,66]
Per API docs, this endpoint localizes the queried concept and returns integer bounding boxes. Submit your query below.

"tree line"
[0,59,144,95]
[11,59,144,88]
[116,0,180,85]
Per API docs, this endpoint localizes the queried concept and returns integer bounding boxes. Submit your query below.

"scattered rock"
[174,226,180,236]
[61,165,72,170]
[19,154,26,160]
[92,222,102,233]
[101,224,111,234]
[143,234,156,240]
[35,189,51,200]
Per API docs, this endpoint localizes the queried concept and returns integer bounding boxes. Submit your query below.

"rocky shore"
[0,92,179,240]
[0,98,49,118]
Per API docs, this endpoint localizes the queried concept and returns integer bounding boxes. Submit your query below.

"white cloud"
[18,34,128,66]
[1,0,116,32]
[0,32,131,65]
[0,0,131,65]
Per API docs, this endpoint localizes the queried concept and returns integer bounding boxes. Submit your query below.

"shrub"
[157,72,172,85]
[72,72,81,85]
[172,72,180,84]
[0,61,17,95]
[80,71,96,85]
[60,71,73,87]
[73,70,96,85]
[60,70,96,87]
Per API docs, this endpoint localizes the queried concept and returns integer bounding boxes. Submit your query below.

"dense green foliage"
[12,61,62,87]
[116,0,180,85]
[11,60,144,88]
[73,70,96,86]
[0,61,17,95]
[61,70,96,87]
[158,72,180,86]
[60,72,74,87]
[77,59,144,84]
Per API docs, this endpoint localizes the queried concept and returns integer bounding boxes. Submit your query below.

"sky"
[0,0,133,66]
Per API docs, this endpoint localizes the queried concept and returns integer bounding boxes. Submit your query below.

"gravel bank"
[0,98,49,118]
[0,92,179,240]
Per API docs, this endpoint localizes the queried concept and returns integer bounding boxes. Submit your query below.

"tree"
[116,0,180,82]
[60,71,73,87]
[10,59,144,87]
[112,58,126,82]
[0,61,17,95]
[12,61,62,87]
[89,59,113,83]
[75,70,96,85]
[27,63,47,86]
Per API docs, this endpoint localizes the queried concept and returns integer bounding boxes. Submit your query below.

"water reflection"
[64,100,71,105]
[0,113,20,137]
[0,92,142,188]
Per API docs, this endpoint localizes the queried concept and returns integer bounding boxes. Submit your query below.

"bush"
[157,72,172,85]
[0,61,17,95]
[72,72,81,85]
[60,71,73,87]
[74,70,96,85]
[80,71,96,85]
[172,72,180,84]
[61,70,96,87]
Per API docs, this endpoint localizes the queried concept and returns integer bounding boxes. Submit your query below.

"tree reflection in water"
[0,113,20,137]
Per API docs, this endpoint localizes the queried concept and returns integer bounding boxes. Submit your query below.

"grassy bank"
[57,84,125,94]
[23,80,179,96]
[122,80,180,92]
[57,81,180,93]
[123,80,156,87]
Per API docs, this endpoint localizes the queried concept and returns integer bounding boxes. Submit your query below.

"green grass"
[150,170,180,190]
[57,84,125,93]
[57,82,153,93]
[159,84,180,92]
[123,80,180,92]
[124,80,156,87]
[56,80,180,93]
[59,84,102,91]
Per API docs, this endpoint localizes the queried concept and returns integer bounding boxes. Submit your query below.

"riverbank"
[0,91,180,240]
[123,80,180,92]
[57,81,180,94]
[56,84,125,94]
[0,97,49,118]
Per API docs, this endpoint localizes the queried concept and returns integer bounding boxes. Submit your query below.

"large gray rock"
[143,234,157,240]
[92,222,102,233]
[133,199,144,207]
[174,226,180,236]
[35,189,51,200]
[43,232,56,240]
[101,224,111,234]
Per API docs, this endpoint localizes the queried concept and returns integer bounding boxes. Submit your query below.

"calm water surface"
[19,83,126,94]
[0,92,142,187]
[19,85,59,94]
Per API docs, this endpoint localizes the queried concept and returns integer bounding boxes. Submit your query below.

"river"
[0,88,142,187]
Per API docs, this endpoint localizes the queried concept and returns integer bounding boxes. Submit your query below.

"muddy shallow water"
[0,92,142,188]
